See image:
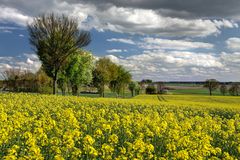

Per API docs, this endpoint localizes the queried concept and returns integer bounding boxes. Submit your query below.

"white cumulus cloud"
[226,37,240,51]
[140,38,214,50]
[107,38,135,45]
[0,5,32,26]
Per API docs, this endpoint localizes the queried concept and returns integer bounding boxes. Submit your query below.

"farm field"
[0,93,239,159]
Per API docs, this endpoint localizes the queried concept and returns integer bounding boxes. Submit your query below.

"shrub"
[145,86,156,94]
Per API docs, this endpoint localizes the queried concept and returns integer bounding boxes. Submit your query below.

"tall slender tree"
[28,13,90,94]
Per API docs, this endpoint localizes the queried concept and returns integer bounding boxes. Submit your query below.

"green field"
[168,88,222,95]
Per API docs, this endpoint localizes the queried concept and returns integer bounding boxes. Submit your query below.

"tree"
[146,85,156,94]
[93,58,118,97]
[229,83,240,96]
[134,83,141,96]
[64,50,94,95]
[204,79,219,96]
[1,68,22,91]
[128,81,137,97]
[141,79,152,84]
[220,84,227,96]
[57,76,67,95]
[139,79,153,94]
[35,67,52,93]
[28,13,91,94]
[109,66,131,98]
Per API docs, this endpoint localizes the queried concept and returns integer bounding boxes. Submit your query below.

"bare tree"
[28,13,91,94]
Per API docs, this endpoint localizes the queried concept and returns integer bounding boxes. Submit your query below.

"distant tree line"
[1,68,52,93]
[204,79,240,96]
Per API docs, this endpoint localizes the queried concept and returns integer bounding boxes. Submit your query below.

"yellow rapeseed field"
[0,93,239,159]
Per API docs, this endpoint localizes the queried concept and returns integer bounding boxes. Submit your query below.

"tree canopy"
[28,13,91,94]
[64,50,94,95]
[204,79,219,96]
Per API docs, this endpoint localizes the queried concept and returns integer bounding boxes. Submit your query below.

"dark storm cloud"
[1,0,240,19]
[80,0,240,19]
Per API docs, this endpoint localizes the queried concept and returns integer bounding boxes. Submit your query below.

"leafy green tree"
[204,79,219,96]
[93,58,118,97]
[135,83,141,96]
[146,85,156,94]
[28,13,91,94]
[109,66,132,98]
[128,81,138,97]
[57,76,67,95]
[64,50,94,95]
[220,84,227,96]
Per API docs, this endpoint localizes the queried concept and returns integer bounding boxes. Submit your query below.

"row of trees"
[1,56,138,97]
[1,68,52,93]
[0,13,138,97]
[204,79,240,96]
[25,13,138,97]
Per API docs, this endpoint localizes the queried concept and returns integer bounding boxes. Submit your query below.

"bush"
[145,86,156,94]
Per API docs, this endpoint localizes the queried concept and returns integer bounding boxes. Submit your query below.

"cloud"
[93,6,237,37]
[140,38,214,50]
[0,53,41,74]
[220,52,240,65]
[103,50,240,81]
[106,49,126,53]
[0,5,32,26]
[107,38,135,45]
[0,26,23,33]
[0,1,238,37]
[84,0,240,19]
[226,37,240,51]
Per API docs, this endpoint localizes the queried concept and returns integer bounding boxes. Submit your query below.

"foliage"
[140,79,152,84]
[128,81,140,97]
[92,58,118,97]
[128,81,137,97]
[28,13,91,94]
[220,84,228,96]
[63,50,94,95]
[1,68,52,93]
[145,85,156,94]
[229,83,240,96]
[204,79,219,96]
[109,66,132,98]
[0,93,239,159]
[134,83,141,96]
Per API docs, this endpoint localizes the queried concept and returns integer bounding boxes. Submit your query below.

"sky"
[0,0,240,81]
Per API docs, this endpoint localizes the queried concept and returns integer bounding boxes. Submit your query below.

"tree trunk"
[102,85,105,97]
[131,90,134,97]
[61,88,66,95]
[53,71,58,95]
[72,85,78,96]
[53,79,57,95]
[209,88,212,96]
